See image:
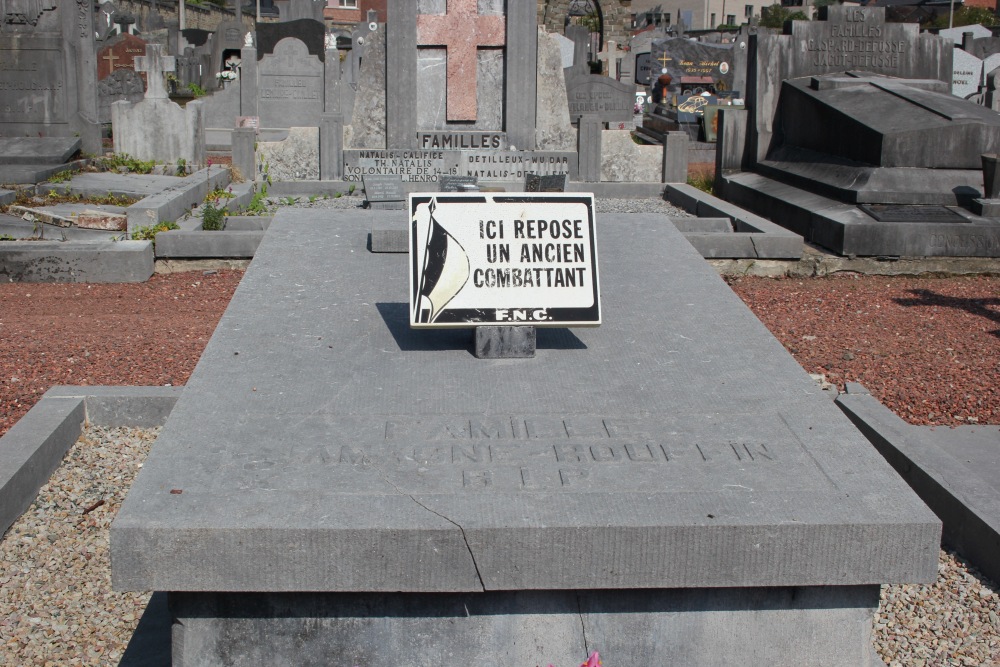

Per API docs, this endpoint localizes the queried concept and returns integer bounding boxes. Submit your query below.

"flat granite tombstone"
[112,208,940,666]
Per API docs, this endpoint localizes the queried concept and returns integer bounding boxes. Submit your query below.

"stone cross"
[416,0,506,122]
[597,40,618,79]
[565,24,590,70]
[134,44,175,100]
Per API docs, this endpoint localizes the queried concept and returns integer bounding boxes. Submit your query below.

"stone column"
[505,0,538,150]
[662,131,688,183]
[240,47,258,119]
[321,114,344,181]
[232,127,257,182]
[65,0,102,154]
[578,115,601,183]
[715,109,747,174]
[982,154,1000,199]
[386,0,417,149]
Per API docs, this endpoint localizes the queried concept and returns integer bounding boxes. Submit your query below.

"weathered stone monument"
[0,0,101,154]
[112,204,940,665]
[716,6,1000,257]
[343,0,666,188]
[112,44,205,167]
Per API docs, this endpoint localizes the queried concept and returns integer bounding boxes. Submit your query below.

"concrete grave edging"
[665,183,804,259]
[0,386,182,538]
[836,384,1000,585]
[126,167,232,233]
[0,241,154,283]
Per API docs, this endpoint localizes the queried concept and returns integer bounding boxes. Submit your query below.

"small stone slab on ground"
[0,137,81,165]
[8,204,128,231]
[0,216,120,242]
[837,384,1000,585]
[41,172,186,199]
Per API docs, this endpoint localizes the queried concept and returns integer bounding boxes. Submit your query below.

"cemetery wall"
[113,0,255,32]
[538,0,632,44]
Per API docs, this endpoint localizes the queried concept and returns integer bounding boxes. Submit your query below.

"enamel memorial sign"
[409,193,600,328]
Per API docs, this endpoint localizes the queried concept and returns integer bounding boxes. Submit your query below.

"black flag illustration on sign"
[415,199,470,324]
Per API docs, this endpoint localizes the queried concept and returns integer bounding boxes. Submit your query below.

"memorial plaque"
[524,173,567,192]
[649,38,734,93]
[439,175,479,192]
[344,150,463,184]
[952,48,984,99]
[859,204,970,223]
[0,42,67,124]
[636,52,653,86]
[363,174,406,210]
[408,193,600,328]
[460,151,576,182]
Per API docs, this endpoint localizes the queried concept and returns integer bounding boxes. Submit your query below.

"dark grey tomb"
[112,210,940,666]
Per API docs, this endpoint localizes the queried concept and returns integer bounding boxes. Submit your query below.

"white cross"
[134,44,176,100]
[597,40,619,80]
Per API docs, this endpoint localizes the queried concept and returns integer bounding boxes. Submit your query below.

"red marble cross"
[417,0,506,122]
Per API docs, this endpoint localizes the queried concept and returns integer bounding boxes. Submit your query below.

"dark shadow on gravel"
[118,592,170,666]
[894,289,1000,339]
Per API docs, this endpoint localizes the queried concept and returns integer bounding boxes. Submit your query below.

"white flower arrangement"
[216,70,238,81]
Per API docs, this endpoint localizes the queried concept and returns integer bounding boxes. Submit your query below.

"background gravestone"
[952,48,984,99]
[649,38,735,95]
[0,1,101,154]
[255,38,325,127]
[384,0,538,151]
[749,6,952,163]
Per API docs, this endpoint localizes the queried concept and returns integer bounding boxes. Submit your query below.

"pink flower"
[581,652,601,667]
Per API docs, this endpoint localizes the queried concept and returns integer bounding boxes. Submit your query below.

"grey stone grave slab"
[44,172,184,199]
[363,174,405,210]
[112,208,938,665]
[0,138,81,166]
[858,204,970,223]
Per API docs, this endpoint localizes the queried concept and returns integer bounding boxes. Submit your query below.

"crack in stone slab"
[371,462,487,591]
[576,593,591,658]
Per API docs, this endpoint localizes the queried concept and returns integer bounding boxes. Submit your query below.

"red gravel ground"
[727,274,1000,427]
[0,271,997,439]
[0,271,243,438]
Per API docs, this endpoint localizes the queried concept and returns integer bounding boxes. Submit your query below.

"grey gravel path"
[1,425,997,665]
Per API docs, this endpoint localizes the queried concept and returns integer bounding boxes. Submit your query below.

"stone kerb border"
[665,183,804,259]
[126,167,233,234]
[0,386,182,538]
[836,384,1000,585]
